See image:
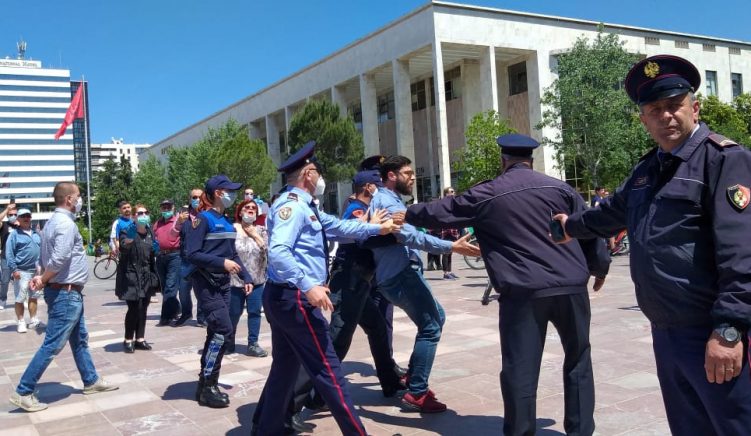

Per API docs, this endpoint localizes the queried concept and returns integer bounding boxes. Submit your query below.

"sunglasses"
[136,211,149,216]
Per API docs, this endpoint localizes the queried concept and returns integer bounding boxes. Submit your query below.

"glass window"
[732,73,743,99]
[410,82,427,111]
[0,74,69,82]
[0,128,63,135]
[705,71,718,97]
[377,92,395,123]
[0,85,71,93]
[0,117,64,123]
[508,62,528,96]
[0,106,66,114]
[0,96,70,103]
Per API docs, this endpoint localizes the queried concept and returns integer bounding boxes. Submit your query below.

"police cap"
[497,133,540,157]
[352,169,381,187]
[205,174,242,195]
[359,155,386,171]
[625,55,701,105]
[278,140,320,173]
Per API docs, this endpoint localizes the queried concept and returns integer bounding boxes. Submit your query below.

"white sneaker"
[0,304,5,311]
[82,377,119,395]
[9,391,47,412]
[17,320,27,333]
[27,318,40,329]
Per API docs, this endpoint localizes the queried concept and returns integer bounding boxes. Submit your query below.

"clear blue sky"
[2,0,749,144]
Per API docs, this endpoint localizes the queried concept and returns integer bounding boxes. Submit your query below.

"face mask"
[7,215,16,224]
[242,213,256,224]
[314,176,326,197]
[75,197,83,213]
[190,198,200,209]
[220,191,236,208]
[161,211,174,219]
[369,186,378,197]
[136,215,150,226]
[244,194,254,201]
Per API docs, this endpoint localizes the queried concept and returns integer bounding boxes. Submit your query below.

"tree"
[453,110,516,191]
[287,100,364,183]
[132,155,170,214]
[212,127,276,200]
[90,156,134,241]
[539,27,653,192]
[699,94,751,146]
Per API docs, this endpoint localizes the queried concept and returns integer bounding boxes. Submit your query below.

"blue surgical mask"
[7,215,17,224]
[220,191,237,208]
[190,198,200,209]
[136,215,150,226]
[161,211,174,220]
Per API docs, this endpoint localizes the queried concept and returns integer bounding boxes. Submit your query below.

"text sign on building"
[0,59,41,68]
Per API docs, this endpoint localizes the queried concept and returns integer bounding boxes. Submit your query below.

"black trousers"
[124,297,150,340]
[441,253,453,273]
[193,275,233,378]
[499,292,594,436]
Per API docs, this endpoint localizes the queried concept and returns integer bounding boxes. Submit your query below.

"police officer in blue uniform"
[405,134,610,435]
[184,175,253,408]
[251,142,400,436]
[555,55,751,436]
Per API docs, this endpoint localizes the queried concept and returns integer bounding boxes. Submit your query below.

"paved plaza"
[0,255,669,436]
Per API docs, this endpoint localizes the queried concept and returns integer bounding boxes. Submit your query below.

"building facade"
[0,52,76,221]
[91,138,151,173]
[146,1,751,207]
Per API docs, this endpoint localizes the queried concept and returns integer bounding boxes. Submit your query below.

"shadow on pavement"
[228,402,257,435]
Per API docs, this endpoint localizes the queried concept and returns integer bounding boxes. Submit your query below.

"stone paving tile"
[0,255,670,435]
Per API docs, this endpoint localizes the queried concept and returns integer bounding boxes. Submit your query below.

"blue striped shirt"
[40,208,88,286]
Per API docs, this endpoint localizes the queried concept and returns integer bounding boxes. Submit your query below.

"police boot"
[209,373,229,401]
[198,376,229,408]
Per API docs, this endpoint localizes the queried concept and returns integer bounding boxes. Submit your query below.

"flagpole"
[81,76,93,247]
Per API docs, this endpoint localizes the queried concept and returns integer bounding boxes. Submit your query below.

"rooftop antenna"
[16,38,26,60]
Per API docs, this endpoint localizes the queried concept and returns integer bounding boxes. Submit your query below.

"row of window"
[644,37,743,55]
[0,149,72,156]
[0,74,69,82]
[0,171,74,177]
[0,160,73,167]
[0,85,70,93]
[0,181,62,188]
[0,117,65,124]
[0,96,70,103]
[704,71,744,99]
[0,139,72,145]
[0,128,63,134]
[0,107,68,113]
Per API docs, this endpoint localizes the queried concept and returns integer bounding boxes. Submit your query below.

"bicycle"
[93,252,119,280]
[463,235,484,270]
[610,229,630,256]
[481,279,500,305]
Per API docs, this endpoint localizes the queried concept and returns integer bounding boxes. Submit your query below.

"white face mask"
[75,196,83,213]
[220,191,236,208]
[242,213,256,224]
[369,186,378,196]
[314,176,326,197]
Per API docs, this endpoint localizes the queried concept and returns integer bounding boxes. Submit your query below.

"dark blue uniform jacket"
[406,163,610,299]
[566,123,751,330]
[184,209,252,284]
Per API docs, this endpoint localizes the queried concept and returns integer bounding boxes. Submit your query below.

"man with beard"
[368,155,480,413]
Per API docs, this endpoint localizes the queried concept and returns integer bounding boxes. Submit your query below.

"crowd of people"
[1,54,750,436]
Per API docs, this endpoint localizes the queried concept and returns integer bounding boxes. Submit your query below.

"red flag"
[54,85,85,140]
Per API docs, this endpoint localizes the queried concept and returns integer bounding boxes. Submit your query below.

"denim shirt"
[5,228,40,272]
[369,188,452,283]
[40,208,88,286]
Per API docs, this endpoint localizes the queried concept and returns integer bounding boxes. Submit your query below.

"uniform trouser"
[499,292,594,436]
[370,287,394,355]
[193,275,233,378]
[253,283,366,436]
[652,326,751,436]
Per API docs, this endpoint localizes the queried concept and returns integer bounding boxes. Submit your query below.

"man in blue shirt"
[11,182,118,413]
[5,208,42,333]
[369,155,480,413]
[252,142,400,436]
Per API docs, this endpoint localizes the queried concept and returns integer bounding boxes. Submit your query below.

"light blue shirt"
[5,228,40,272]
[267,186,382,292]
[369,187,453,283]
[40,208,88,286]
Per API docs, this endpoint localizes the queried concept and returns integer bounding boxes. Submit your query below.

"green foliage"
[287,100,364,183]
[699,94,751,146]
[539,27,654,191]
[132,155,170,214]
[454,110,516,191]
[212,129,276,201]
[90,157,134,241]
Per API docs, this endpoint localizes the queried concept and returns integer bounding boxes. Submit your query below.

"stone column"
[424,78,437,198]
[359,73,380,157]
[461,60,481,129]
[392,59,416,162]
[265,114,283,192]
[479,45,499,112]
[432,39,452,190]
[527,50,562,179]
[331,85,348,119]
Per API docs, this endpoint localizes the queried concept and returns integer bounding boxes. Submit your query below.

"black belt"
[48,283,83,292]
[158,248,180,255]
[268,281,296,290]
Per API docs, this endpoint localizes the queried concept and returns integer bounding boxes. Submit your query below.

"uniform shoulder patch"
[708,133,738,148]
[727,184,750,211]
[287,192,299,201]
[192,218,201,229]
[278,206,293,220]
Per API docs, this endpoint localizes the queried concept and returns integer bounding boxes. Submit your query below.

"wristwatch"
[714,324,741,343]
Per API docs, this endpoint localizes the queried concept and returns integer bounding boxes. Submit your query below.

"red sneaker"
[401,391,447,413]
[401,375,436,398]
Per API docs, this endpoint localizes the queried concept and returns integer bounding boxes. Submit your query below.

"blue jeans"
[229,284,264,345]
[377,263,445,395]
[0,257,10,304]
[179,258,205,322]
[16,288,98,395]
[156,252,181,322]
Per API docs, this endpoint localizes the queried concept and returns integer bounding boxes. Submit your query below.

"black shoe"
[123,341,135,354]
[156,319,171,327]
[394,363,408,378]
[172,315,190,327]
[198,377,230,408]
[289,413,315,433]
[134,340,152,350]
[196,320,207,327]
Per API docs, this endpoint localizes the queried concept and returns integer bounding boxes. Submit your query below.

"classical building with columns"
[146,1,751,210]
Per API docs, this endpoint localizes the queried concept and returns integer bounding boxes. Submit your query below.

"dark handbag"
[147,269,162,294]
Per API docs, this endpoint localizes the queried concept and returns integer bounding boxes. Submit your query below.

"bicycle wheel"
[463,236,485,270]
[94,257,118,280]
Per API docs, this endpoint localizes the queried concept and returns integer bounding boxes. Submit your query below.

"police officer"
[184,175,253,408]
[555,54,751,435]
[405,134,610,435]
[252,141,400,436]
